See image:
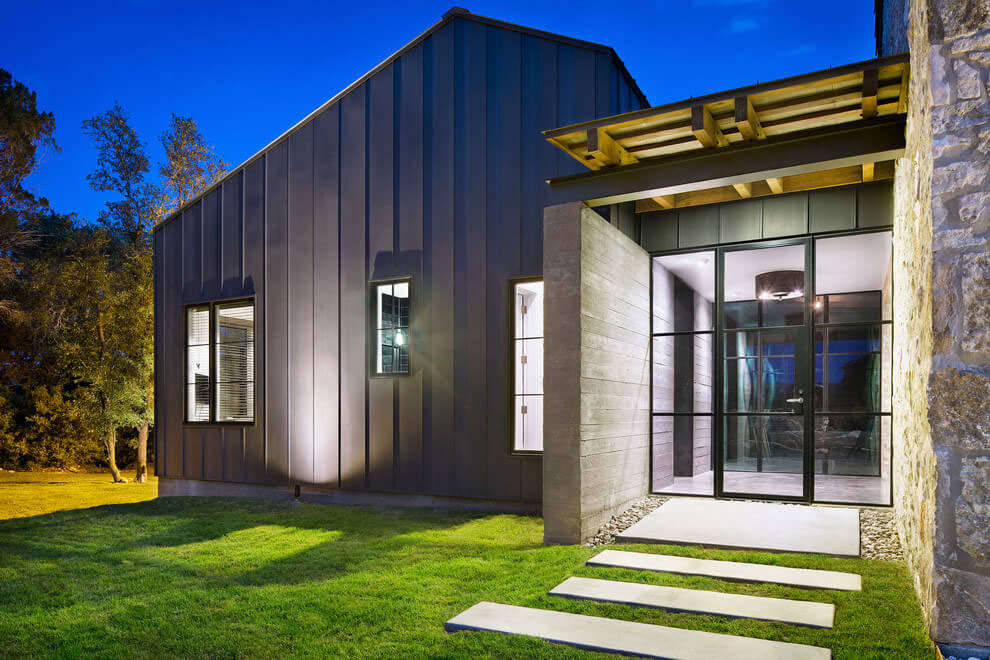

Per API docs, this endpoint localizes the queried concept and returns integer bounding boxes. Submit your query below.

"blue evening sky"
[7,0,877,222]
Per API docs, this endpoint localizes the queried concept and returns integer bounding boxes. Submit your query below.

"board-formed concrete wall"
[543,202,651,544]
[888,0,989,650]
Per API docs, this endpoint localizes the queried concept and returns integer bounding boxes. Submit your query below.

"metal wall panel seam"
[263,153,269,479]
[312,110,317,486]
[364,82,371,488]
[337,104,343,490]
[219,187,225,479]
[286,135,292,485]
[392,57,402,489]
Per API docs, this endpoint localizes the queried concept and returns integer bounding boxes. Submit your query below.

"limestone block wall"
[890,0,989,649]
[544,202,651,544]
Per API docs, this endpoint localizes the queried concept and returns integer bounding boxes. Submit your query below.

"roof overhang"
[545,116,906,208]
[544,54,908,210]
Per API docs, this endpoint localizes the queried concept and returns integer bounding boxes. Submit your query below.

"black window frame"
[369,277,412,378]
[183,297,256,426]
[509,276,544,456]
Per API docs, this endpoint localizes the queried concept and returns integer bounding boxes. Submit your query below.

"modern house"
[153,2,988,652]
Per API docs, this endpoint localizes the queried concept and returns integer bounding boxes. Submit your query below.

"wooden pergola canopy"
[544,54,909,211]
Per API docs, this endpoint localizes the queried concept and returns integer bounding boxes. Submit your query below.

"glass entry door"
[717,240,811,500]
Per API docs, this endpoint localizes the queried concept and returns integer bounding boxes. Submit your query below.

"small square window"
[373,281,410,375]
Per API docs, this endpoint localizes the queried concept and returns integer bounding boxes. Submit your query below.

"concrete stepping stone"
[616,499,860,557]
[446,601,831,660]
[588,549,861,591]
[549,576,835,628]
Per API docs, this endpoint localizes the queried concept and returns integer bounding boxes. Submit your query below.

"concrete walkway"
[445,498,867,657]
[616,498,860,556]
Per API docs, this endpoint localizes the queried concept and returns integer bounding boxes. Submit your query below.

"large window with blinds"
[184,299,255,423]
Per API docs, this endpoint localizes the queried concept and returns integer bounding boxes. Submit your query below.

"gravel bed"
[587,497,905,561]
[859,507,904,561]
[586,496,669,547]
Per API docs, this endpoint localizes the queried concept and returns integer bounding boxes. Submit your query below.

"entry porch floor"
[616,498,861,556]
[654,470,890,505]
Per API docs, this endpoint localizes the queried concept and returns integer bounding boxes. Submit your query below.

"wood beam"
[766,177,784,194]
[547,117,906,207]
[732,182,754,198]
[652,194,676,209]
[897,67,909,114]
[862,162,875,182]
[586,127,638,167]
[691,105,728,148]
[734,97,766,141]
[548,136,602,171]
[862,69,879,119]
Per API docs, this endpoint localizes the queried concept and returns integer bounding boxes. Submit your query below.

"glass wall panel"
[814,231,892,504]
[653,252,714,333]
[652,335,712,413]
[723,415,804,497]
[651,251,715,493]
[651,415,714,496]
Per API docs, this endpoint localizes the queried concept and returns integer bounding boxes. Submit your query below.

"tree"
[82,103,161,244]
[26,221,149,482]
[0,69,56,230]
[0,70,55,324]
[82,104,159,481]
[159,114,227,214]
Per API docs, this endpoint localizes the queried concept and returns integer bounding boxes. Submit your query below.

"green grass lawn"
[0,470,158,519]
[0,479,934,659]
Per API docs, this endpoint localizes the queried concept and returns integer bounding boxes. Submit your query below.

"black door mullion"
[803,236,814,503]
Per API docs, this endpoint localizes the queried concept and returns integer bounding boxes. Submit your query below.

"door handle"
[786,397,805,404]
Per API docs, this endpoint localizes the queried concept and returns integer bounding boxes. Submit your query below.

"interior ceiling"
[655,232,892,301]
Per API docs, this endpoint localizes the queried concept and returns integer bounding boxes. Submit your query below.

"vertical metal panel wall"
[152,15,648,503]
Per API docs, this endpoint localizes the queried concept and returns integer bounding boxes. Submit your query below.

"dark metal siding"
[152,17,648,502]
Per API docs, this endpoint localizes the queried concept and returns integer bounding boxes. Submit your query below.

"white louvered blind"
[185,306,211,422]
[215,301,254,422]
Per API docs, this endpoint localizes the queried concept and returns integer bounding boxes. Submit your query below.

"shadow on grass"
[0,496,542,597]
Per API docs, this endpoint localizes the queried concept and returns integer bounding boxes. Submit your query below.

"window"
[184,299,255,423]
[512,280,544,452]
[373,281,410,375]
[651,252,715,495]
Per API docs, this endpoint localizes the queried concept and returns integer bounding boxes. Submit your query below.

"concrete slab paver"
[616,499,860,556]
[445,601,831,660]
[588,549,862,590]
[550,576,835,627]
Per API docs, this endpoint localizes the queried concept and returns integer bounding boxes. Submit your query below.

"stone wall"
[889,0,990,649]
[543,202,651,545]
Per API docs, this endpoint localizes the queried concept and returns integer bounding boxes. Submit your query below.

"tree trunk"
[135,422,148,483]
[104,429,128,483]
